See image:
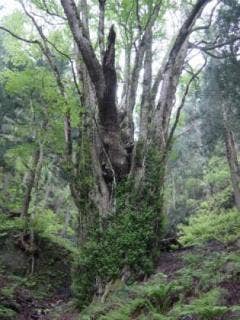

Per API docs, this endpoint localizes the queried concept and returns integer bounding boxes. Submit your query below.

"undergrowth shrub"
[169,288,228,319]
[0,213,24,234]
[179,208,240,246]
[31,209,62,237]
[0,209,74,251]
[81,274,182,320]
[0,305,16,320]
[72,206,164,308]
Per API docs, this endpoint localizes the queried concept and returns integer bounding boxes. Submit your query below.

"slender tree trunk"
[130,29,153,189]
[21,147,41,218]
[223,108,240,210]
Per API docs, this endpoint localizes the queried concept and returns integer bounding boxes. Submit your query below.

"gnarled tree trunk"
[60,0,211,222]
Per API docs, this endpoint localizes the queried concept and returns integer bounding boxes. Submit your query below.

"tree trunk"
[61,0,129,181]
[21,147,41,218]
[57,0,213,304]
[223,108,240,210]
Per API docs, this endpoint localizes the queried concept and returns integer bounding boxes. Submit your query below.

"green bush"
[176,252,230,294]
[72,206,162,308]
[30,209,63,238]
[179,208,240,246]
[0,213,24,235]
[169,289,227,319]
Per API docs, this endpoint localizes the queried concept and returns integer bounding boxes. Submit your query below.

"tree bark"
[61,0,129,180]
[98,0,106,62]
[130,29,153,188]
[154,0,210,148]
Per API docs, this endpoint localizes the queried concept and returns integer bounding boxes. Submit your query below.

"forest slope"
[1,208,240,320]
[79,209,240,320]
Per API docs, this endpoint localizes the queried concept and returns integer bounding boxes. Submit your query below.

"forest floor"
[0,231,76,320]
[0,284,77,320]
[79,239,240,320]
[1,233,240,319]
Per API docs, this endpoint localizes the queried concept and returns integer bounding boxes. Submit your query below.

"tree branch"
[189,40,240,59]
[166,59,207,151]
[19,0,74,158]
[135,0,142,34]
[191,0,220,33]
[60,0,105,101]
[127,0,162,113]
[0,26,40,45]
[98,0,106,62]
[166,0,211,70]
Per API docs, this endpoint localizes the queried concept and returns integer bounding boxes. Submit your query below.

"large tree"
[58,0,211,217]
[1,0,230,303]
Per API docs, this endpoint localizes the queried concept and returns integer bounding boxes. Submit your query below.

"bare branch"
[27,10,65,26]
[135,0,142,34]
[20,1,65,93]
[19,0,75,158]
[143,0,163,32]
[127,1,162,113]
[0,26,40,45]
[189,40,240,59]
[166,0,211,70]
[43,37,82,100]
[191,0,220,33]
[98,0,106,62]
[150,52,169,102]
[200,37,240,51]
[166,59,207,151]
[79,0,90,37]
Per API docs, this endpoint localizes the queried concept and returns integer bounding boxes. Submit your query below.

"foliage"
[0,305,16,320]
[80,254,233,319]
[170,289,228,319]
[72,204,159,308]
[179,208,240,246]
[30,209,62,238]
[177,252,229,292]
[0,214,24,234]
[80,237,240,319]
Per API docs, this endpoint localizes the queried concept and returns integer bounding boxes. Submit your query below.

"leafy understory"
[80,208,240,320]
